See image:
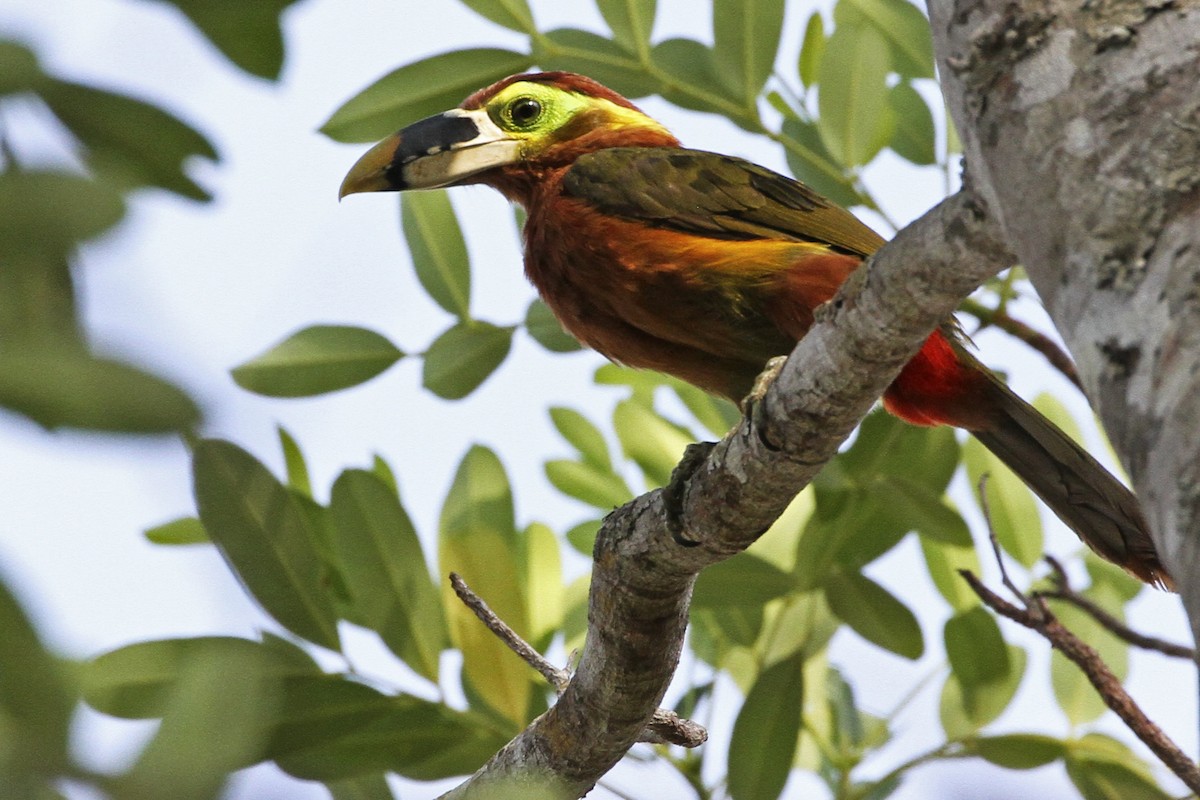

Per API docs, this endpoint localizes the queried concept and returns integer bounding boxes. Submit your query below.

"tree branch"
[437,188,1011,799]
[959,298,1083,391]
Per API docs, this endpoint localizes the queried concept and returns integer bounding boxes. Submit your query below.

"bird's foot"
[663,440,715,547]
[741,356,788,416]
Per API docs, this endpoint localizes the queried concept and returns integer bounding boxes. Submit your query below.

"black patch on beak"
[389,114,482,186]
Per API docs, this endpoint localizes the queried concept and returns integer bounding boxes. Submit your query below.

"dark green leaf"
[919,537,981,611]
[157,0,299,79]
[798,12,825,88]
[278,425,312,497]
[457,0,536,32]
[963,437,1044,568]
[727,656,804,800]
[612,399,691,487]
[566,518,602,555]
[1065,738,1170,800]
[327,774,395,800]
[439,446,530,728]
[0,171,124,258]
[401,190,471,317]
[826,666,865,750]
[817,23,894,167]
[596,0,657,55]
[0,253,80,351]
[974,734,1065,770]
[0,347,198,433]
[780,117,863,208]
[841,406,960,492]
[713,0,785,104]
[535,29,657,98]
[144,516,209,546]
[693,555,794,609]
[232,325,403,398]
[652,38,752,126]
[321,49,535,142]
[544,459,633,509]
[825,570,923,658]
[836,0,934,79]
[525,298,582,352]
[944,607,1009,689]
[193,441,341,649]
[422,321,513,399]
[330,471,447,682]
[41,79,217,201]
[939,645,1026,738]
[1084,552,1143,603]
[550,407,611,469]
[699,605,764,649]
[887,83,936,165]
[0,40,44,95]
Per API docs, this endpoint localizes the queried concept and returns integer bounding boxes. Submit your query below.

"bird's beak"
[339,108,522,198]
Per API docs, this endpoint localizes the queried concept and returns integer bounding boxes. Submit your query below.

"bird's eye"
[509,97,542,126]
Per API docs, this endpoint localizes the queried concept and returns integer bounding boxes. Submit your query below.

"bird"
[340,71,1169,588]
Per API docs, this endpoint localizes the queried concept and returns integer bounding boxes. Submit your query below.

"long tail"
[884,329,1171,589]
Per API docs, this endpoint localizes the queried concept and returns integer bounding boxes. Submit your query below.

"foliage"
[0,1,1176,799]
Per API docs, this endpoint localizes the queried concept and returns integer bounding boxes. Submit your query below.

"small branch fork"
[449,572,708,749]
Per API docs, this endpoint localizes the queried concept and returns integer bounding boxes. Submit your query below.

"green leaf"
[1084,551,1143,603]
[596,0,657,56]
[652,38,752,125]
[232,325,403,398]
[612,399,692,487]
[825,570,923,659]
[457,0,536,32]
[144,516,209,546]
[692,555,794,609]
[939,645,1026,738]
[798,12,825,88]
[919,537,981,611]
[566,518,602,555]
[544,459,633,509]
[0,170,124,258]
[780,117,863,208]
[816,23,894,167]
[330,470,447,682]
[401,190,471,317]
[0,576,74,779]
[41,79,218,201]
[672,381,740,437]
[525,298,582,352]
[535,29,657,99]
[713,0,785,104]
[836,0,935,79]
[0,252,80,351]
[944,607,1009,690]
[156,0,300,79]
[278,426,312,498]
[1065,737,1170,800]
[963,436,1044,568]
[0,40,45,96]
[974,734,1065,770]
[550,407,612,469]
[522,522,564,651]
[193,441,341,650]
[326,774,395,800]
[82,636,317,720]
[439,446,530,728]
[887,83,936,165]
[422,321,513,399]
[321,49,535,142]
[0,347,199,433]
[727,655,804,800]
[1049,586,1128,726]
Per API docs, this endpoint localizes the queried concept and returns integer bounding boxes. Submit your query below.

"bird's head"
[339,72,678,202]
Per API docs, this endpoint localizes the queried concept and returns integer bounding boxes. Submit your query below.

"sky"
[0,1,1194,798]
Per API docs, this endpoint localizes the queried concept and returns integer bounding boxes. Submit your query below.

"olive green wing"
[563,147,885,257]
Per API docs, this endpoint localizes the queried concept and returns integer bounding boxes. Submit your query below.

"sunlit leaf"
[144,516,209,546]
[156,0,300,79]
[534,29,656,98]
[1049,586,1127,726]
[817,23,894,167]
[402,190,471,318]
[550,407,612,469]
[423,321,513,399]
[825,570,923,659]
[596,0,657,55]
[1065,735,1170,800]
[798,12,825,88]
[321,49,535,142]
[232,325,403,398]
[277,426,312,498]
[836,0,935,79]
[939,645,1026,738]
[521,522,563,651]
[612,399,691,487]
[525,298,582,352]
[713,0,784,104]
[457,0,536,32]
[672,381,740,437]
[781,117,863,208]
[544,459,633,509]
[727,655,804,800]
[193,441,341,649]
[919,537,981,611]
[974,734,1065,769]
[963,437,1044,568]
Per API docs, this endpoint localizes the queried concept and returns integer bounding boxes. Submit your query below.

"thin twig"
[449,572,708,749]
[975,474,1027,603]
[961,569,1200,794]
[1036,557,1196,661]
[960,298,1084,391]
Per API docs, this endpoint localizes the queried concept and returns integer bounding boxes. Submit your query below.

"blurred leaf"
[278,426,312,498]
[1049,586,1127,726]
[727,655,804,800]
[545,459,633,509]
[964,436,1044,568]
[157,0,300,79]
[550,406,611,469]
[525,298,582,352]
[1084,552,1143,603]
[83,636,316,720]
[944,607,1009,691]
[596,0,656,55]
[781,117,862,208]
[402,190,471,318]
[817,23,894,167]
[439,446,530,728]
[422,321,513,399]
[0,171,124,258]
[0,253,80,350]
[594,362,669,405]
[798,12,825,88]
[612,399,691,486]
[562,574,591,654]
[321,49,534,142]
[41,79,217,200]
[872,480,971,546]
[1065,736,1170,800]
[521,522,563,650]
[144,516,209,546]
[232,325,403,398]
[566,518,601,555]
[919,537,981,611]
[887,83,936,165]
[974,734,1065,769]
[836,0,935,79]
[458,0,536,32]
[0,40,44,95]
[0,347,199,433]
[841,411,961,490]
[692,555,794,609]
[193,441,341,650]
[652,38,752,126]
[713,0,784,104]
[939,645,1026,738]
[330,470,447,682]
[114,647,274,800]
[672,381,740,437]
[370,454,399,496]
[826,666,865,751]
[535,29,657,98]
[0,576,73,780]
[825,571,923,659]
[326,775,395,800]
